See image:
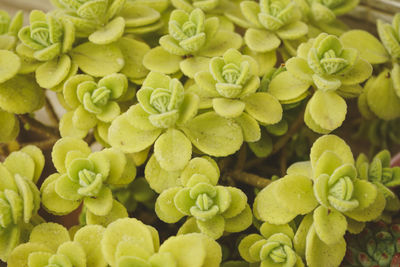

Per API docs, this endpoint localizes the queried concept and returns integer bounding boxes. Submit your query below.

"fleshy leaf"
[182,112,243,157]
[244,28,281,53]
[313,205,347,245]
[0,50,20,83]
[71,42,124,77]
[154,129,192,172]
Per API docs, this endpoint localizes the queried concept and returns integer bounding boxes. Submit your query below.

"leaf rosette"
[226,0,308,54]
[109,71,244,171]
[51,0,126,44]
[254,135,386,267]
[60,73,129,138]
[0,146,44,261]
[269,33,372,133]
[18,10,75,62]
[171,0,220,12]
[7,223,107,267]
[0,10,23,50]
[194,48,282,142]
[143,8,242,77]
[377,13,400,61]
[300,0,359,24]
[239,222,304,267]
[41,137,135,218]
[155,157,252,239]
[101,217,222,267]
[356,150,400,213]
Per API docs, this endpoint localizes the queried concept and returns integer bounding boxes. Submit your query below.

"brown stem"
[20,138,58,151]
[235,145,247,171]
[229,171,271,189]
[44,97,59,125]
[244,109,305,171]
[19,115,59,139]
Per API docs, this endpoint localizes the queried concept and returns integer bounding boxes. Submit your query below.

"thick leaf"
[118,37,150,80]
[182,112,243,157]
[89,16,125,45]
[244,29,280,53]
[155,187,184,223]
[254,180,298,224]
[0,75,44,114]
[71,42,124,77]
[340,30,389,64]
[154,129,191,171]
[308,91,347,132]
[242,92,282,124]
[276,174,318,214]
[143,46,181,74]
[305,226,346,267]
[145,155,182,193]
[0,50,20,83]
[313,206,347,245]
[108,114,162,153]
[268,71,311,102]
[35,54,71,89]
[310,134,354,169]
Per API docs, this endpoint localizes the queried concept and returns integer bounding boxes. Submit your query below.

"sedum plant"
[155,157,252,239]
[356,150,400,218]
[227,0,308,55]
[41,137,136,218]
[344,220,400,267]
[7,222,106,267]
[0,10,23,50]
[193,48,283,142]
[254,135,385,267]
[269,33,372,133]
[109,71,244,172]
[143,8,242,78]
[0,145,44,261]
[101,217,222,267]
[60,73,129,138]
[239,222,304,267]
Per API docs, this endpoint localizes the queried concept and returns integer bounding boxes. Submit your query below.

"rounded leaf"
[313,206,347,245]
[242,92,282,124]
[154,129,192,172]
[0,50,20,83]
[182,112,243,157]
[71,42,124,77]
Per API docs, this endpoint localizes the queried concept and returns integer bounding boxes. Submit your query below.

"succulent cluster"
[0,0,400,266]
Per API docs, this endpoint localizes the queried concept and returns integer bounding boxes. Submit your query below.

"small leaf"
[212,98,246,118]
[143,46,182,74]
[244,28,280,53]
[89,16,125,45]
[145,155,182,193]
[182,112,243,157]
[313,206,347,245]
[29,222,70,251]
[71,42,124,77]
[154,129,192,172]
[0,50,20,83]
[305,225,346,267]
[84,186,113,216]
[242,92,282,124]
[36,54,71,89]
[155,187,184,223]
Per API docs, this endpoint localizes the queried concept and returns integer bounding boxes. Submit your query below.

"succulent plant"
[60,73,130,138]
[101,217,222,267]
[0,10,23,50]
[239,222,304,267]
[356,150,400,215]
[7,222,106,267]
[155,157,252,239]
[143,8,242,77]
[298,0,359,24]
[0,146,44,261]
[254,135,385,267]
[344,220,400,267]
[226,0,308,54]
[41,137,136,218]
[269,33,372,133]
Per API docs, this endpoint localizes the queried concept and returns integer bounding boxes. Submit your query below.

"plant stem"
[19,114,60,139]
[244,109,304,171]
[235,145,247,171]
[229,171,271,189]
[20,138,58,151]
[44,97,59,124]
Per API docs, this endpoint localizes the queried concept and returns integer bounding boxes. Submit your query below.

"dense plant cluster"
[0,0,400,266]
